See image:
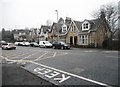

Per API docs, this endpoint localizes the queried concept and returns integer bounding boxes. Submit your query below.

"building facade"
[48,15,111,48]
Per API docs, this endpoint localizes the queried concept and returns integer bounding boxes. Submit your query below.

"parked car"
[52,41,70,49]
[18,42,24,46]
[18,42,30,46]
[30,42,39,47]
[39,41,52,48]
[2,43,16,50]
[0,40,6,47]
[24,42,30,46]
[14,42,21,46]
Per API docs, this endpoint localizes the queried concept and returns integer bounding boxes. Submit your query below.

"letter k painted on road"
[54,74,71,83]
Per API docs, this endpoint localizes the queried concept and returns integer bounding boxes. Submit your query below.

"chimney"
[65,17,71,24]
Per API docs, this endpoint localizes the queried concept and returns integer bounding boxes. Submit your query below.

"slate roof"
[12,29,31,35]
[51,22,62,33]
[40,25,51,33]
[73,19,101,34]
[58,17,64,24]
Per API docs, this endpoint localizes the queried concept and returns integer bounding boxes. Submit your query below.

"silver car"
[2,43,16,50]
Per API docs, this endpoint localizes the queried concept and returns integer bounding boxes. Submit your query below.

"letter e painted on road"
[54,74,71,83]
[38,69,52,75]
[34,68,52,75]
[45,71,60,78]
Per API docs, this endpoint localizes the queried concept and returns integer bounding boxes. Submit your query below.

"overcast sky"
[0,0,119,30]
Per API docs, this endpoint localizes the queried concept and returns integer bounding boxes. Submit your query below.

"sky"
[0,0,119,30]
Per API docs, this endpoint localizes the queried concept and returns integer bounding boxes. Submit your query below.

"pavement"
[2,63,58,87]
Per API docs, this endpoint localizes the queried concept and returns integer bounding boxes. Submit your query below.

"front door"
[74,36,77,45]
[70,36,73,45]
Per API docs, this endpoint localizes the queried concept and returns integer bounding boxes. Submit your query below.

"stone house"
[30,28,39,42]
[12,29,31,41]
[48,17,71,43]
[48,14,111,48]
[39,25,51,41]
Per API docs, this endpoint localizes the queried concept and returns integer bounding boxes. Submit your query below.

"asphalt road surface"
[1,46,119,86]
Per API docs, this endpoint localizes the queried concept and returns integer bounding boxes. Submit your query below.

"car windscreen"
[2,43,8,45]
[44,41,50,44]
[60,42,67,45]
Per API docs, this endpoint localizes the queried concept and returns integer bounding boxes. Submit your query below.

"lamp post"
[55,10,60,41]
[55,10,58,23]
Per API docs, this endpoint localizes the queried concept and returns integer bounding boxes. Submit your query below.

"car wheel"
[61,46,64,50]
[44,45,46,48]
[53,46,55,49]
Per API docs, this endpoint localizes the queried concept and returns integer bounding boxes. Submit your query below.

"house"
[49,13,111,48]
[12,29,31,41]
[30,28,39,42]
[39,25,51,41]
[66,13,111,47]
[48,17,70,42]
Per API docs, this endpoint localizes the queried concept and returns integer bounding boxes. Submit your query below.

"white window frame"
[82,21,90,31]
[62,24,67,32]
[80,35,88,45]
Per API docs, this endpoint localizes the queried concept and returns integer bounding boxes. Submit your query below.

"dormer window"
[83,23,88,29]
[63,27,66,32]
[82,21,90,31]
[62,24,67,32]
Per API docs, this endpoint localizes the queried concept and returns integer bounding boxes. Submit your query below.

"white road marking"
[10,52,33,59]
[33,67,71,83]
[33,51,48,61]
[37,52,68,61]
[53,52,57,57]
[53,74,71,83]
[30,61,112,87]
[19,51,40,60]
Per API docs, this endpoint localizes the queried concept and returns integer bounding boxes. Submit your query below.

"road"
[1,46,119,86]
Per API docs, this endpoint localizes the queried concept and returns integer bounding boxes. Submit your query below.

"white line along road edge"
[30,61,112,87]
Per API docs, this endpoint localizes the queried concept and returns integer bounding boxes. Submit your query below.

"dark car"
[52,41,70,49]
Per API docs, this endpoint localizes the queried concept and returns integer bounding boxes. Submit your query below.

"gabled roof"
[73,19,101,33]
[58,17,64,24]
[51,22,63,34]
[40,25,51,33]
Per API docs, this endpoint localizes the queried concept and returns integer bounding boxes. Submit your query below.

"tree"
[92,3,118,33]
[2,28,5,40]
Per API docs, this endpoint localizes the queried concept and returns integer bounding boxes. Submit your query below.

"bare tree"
[92,3,118,33]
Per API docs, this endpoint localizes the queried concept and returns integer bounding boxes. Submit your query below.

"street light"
[55,10,60,41]
[55,10,58,22]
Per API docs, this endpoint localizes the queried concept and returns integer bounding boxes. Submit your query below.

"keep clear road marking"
[29,61,112,87]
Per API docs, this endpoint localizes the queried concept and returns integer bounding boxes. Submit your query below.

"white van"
[39,41,52,48]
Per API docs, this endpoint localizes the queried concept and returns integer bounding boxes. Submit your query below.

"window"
[82,21,90,31]
[62,24,67,32]
[80,35,88,45]
[63,27,66,32]
[83,23,88,29]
